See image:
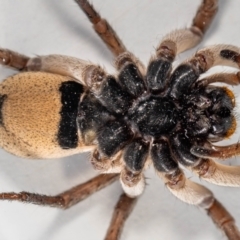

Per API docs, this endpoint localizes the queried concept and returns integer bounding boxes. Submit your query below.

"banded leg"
[74,0,127,57]
[0,48,29,71]
[166,45,240,99]
[0,174,118,208]
[156,0,218,58]
[186,45,240,73]
[105,193,138,240]
[197,72,240,87]
[191,143,240,160]
[151,135,240,238]
[159,170,240,240]
[208,200,240,240]
[0,49,107,88]
[191,159,240,187]
[90,148,123,174]
[147,0,218,91]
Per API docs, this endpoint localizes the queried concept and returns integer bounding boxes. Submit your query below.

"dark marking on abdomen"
[220,49,240,63]
[58,81,84,149]
[0,94,7,126]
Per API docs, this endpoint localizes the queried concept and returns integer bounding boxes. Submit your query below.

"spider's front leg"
[0,174,118,208]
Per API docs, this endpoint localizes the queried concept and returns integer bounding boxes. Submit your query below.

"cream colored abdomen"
[0,72,91,159]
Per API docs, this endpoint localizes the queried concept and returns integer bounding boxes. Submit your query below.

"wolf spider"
[1,1,239,239]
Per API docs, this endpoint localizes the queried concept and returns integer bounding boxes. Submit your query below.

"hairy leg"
[74,0,127,57]
[159,169,240,240]
[105,193,137,240]
[197,72,240,86]
[0,174,118,208]
[0,48,29,70]
[155,0,218,59]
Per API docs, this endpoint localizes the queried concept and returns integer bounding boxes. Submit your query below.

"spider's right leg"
[151,138,240,240]
[74,0,127,57]
[0,174,137,240]
[162,170,240,240]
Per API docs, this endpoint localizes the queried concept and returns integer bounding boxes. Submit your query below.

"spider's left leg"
[0,172,137,240]
[74,0,127,57]
[104,138,149,239]
[105,193,138,240]
[0,48,29,70]
[197,72,240,87]
[0,49,108,88]
[0,174,118,208]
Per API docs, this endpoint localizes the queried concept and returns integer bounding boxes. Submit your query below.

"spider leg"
[170,132,240,187]
[191,143,240,160]
[0,48,29,70]
[192,0,219,35]
[90,148,123,174]
[160,169,240,240]
[105,193,138,240]
[186,45,240,72]
[146,0,218,92]
[191,159,240,187]
[208,199,240,240]
[166,44,240,99]
[119,138,149,198]
[0,50,107,88]
[74,0,127,57]
[151,137,240,239]
[197,72,240,87]
[156,0,218,59]
[0,174,118,208]
[0,173,135,240]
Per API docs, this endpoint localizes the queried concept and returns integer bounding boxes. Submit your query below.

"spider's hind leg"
[0,173,137,240]
[0,174,118,208]
[105,193,138,240]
